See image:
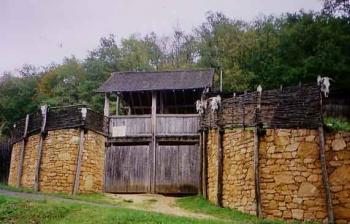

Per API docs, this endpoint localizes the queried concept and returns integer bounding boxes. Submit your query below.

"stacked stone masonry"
[206,128,350,223]
[207,130,218,203]
[222,129,256,215]
[8,129,105,194]
[326,132,350,223]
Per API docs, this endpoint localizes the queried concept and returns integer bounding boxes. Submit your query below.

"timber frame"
[98,69,214,194]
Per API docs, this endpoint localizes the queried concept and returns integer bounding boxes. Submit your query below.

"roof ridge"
[111,68,214,75]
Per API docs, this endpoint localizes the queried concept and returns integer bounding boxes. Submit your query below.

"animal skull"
[196,99,208,115]
[210,95,221,112]
[317,75,333,98]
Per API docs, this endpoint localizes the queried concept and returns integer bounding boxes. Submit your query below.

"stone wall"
[8,142,20,186]
[222,129,256,215]
[207,130,218,203]
[259,129,327,221]
[78,131,105,193]
[206,128,350,223]
[39,129,79,193]
[8,129,105,194]
[326,132,350,223]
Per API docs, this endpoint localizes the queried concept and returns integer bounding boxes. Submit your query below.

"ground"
[0,186,287,224]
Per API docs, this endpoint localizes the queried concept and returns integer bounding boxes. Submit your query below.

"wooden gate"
[156,143,200,194]
[105,145,151,193]
[105,114,200,194]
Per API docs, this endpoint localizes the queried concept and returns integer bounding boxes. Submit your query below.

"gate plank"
[105,145,150,193]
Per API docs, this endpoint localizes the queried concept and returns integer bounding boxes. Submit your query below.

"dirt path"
[105,193,217,220]
[0,189,222,221]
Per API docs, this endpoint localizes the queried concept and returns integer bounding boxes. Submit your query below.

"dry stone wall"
[222,129,256,215]
[326,132,350,223]
[259,129,327,221]
[8,129,105,194]
[207,130,218,203]
[206,128,350,223]
[8,143,20,186]
[78,131,105,193]
[39,129,79,193]
[21,134,40,188]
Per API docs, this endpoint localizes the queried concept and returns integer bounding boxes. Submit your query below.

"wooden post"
[202,129,208,199]
[254,86,262,217]
[104,93,110,117]
[34,105,48,191]
[199,130,203,195]
[319,94,335,224]
[216,128,223,207]
[72,129,85,195]
[17,114,29,188]
[72,108,87,195]
[150,91,157,193]
[159,92,164,114]
[116,95,120,116]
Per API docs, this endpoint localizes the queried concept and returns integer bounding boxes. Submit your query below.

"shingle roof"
[96,69,214,92]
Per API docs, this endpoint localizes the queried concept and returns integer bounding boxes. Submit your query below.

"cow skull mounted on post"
[317,76,333,98]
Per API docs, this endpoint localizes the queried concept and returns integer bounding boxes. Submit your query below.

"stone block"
[292,209,304,220]
[332,138,346,151]
[298,142,318,159]
[298,182,319,197]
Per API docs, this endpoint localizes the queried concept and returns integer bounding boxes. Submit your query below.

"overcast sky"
[0,0,323,74]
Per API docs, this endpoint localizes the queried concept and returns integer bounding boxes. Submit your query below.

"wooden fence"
[11,105,108,143]
[0,139,11,183]
[202,84,322,129]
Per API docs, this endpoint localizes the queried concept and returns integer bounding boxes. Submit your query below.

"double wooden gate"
[104,114,200,194]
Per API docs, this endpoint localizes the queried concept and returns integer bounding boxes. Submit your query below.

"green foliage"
[324,117,350,132]
[1,3,350,136]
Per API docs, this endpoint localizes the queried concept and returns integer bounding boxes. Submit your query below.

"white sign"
[112,126,126,137]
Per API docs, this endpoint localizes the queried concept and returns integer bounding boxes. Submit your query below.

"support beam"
[318,93,334,224]
[216,128,223,207]
[17,114,29,188]
[116,95,120,116]
[129,92,135,115]
[34,105,48,191]
[150,91,157,193]
[202,129,208,199]
[160,92,164,114]
[72,128,85,195]
[199,131,203,195]
[254,87,262,217]
[104,93,110,116]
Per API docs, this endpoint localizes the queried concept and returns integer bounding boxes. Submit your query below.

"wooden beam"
[173,91,179,113]
[17,114,29,188]
[116,95,120,116]
[202,129,208,199]
[72,128,85,195]
[129,92,135,115]
[160,92,164,114]
[150,91,157,193]
[104,93,110,116]
[216,128,223,207]
[199,131,203,195]
[137,92,145,114]
[254,89,262,217]
[34,106,48,191]
[318,93,335,224]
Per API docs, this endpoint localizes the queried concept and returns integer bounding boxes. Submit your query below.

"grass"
[324,117,350,132]
[0,183,119,205]
[0,194,227,224]
[0,183,35,193]
[176,196,287,224]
